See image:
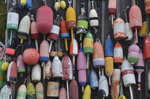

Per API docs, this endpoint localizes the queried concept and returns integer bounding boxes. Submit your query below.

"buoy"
[32,64,41,82]
[83,32,93,68]
[31,14,39,51]
[105,57,114,85]
[35,82,44,99]
[90,70,99,89]
[45,60,52,79]
[0,85,11,99]
[27,82,36,99]
[54,2,60,11]
[18,15,31,43]
[77,2,88,41]
[105,35,113,57]
[47,82,59,97]
[62,55,73,99]
[111,69,121,99]
[89,1,99,33]
[114,42,123,63]
[16,84,26,99]
[128,44,140,64]
[1,62,9,71]
[135,51,145,91]
[144,0,150,15]
[66,1,76,44]
[52,56,62,78]
[60,20,69,51]
[129,2,142,43]
[108,0,117,27]
[69,80,79,99]
[59,87,67,99]
[0,59,6,89]
[77,48,87,92]
[60,0,66,9]
[17,55,25,74]
[70,38,78,78]
[82,85,91,99]
[23,48,39,65]
[139,21,147,37]
[99,69,109,98]
[26,0,32,9]
[121,58,136,99]
[7,5,19,45]
[36,0,53,34]
[7,61,17,83]
[93,41,105,68]
[20,0,27,6]
[143,34,150,61]
[114,18,126,40]
[124,7,133,41]
[47,15,61,52]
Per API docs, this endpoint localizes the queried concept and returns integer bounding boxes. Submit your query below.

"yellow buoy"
[20,0,27,6]
[105,57,114,84]
[82,85,91,99]
[1,62,9,71]
[60,1,66,9]
[54,2,60,11]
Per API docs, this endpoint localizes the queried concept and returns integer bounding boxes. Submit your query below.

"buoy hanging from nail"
[47,15,61,52]
[105,35,113,57]
[113,18,126,40]
[69,80,79,99]
[114,42,123,63]
[17,55,25,76]
[105,57,114,85]
[111,69,121,99]
[52,56,62,78]
[139,21,148,37]
[36,0,53,34]
[77,1,88,41]
[135,51,145,91]
[60,19,69,51]
[144,0,150,15]
[121,58,136,99]
[27,82,36,99]
[59,87,67,99]
[128,44,140,64]
[108,0,117,28]
[23,48,39,65]
[31,14,39,51]
[45,60,52,80]
[124,6,133,41]
[77,48,87,92]
[32,64,41,82]
[66,0,76,45]
[62,55,73,99]
[129,0,142,43]
[16,84,27,99]
[82,85,91,99]
[7,6,19,45]
[35,82,44,99]
[89,1,99,33]
[93,40,105,68]
[143,33,150,61]
[99,69,109,98]
[18,15,31,43]
[0,59,6,89]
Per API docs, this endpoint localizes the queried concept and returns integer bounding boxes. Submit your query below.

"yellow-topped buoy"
[66,6,76,44]
[60,0,66,9]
